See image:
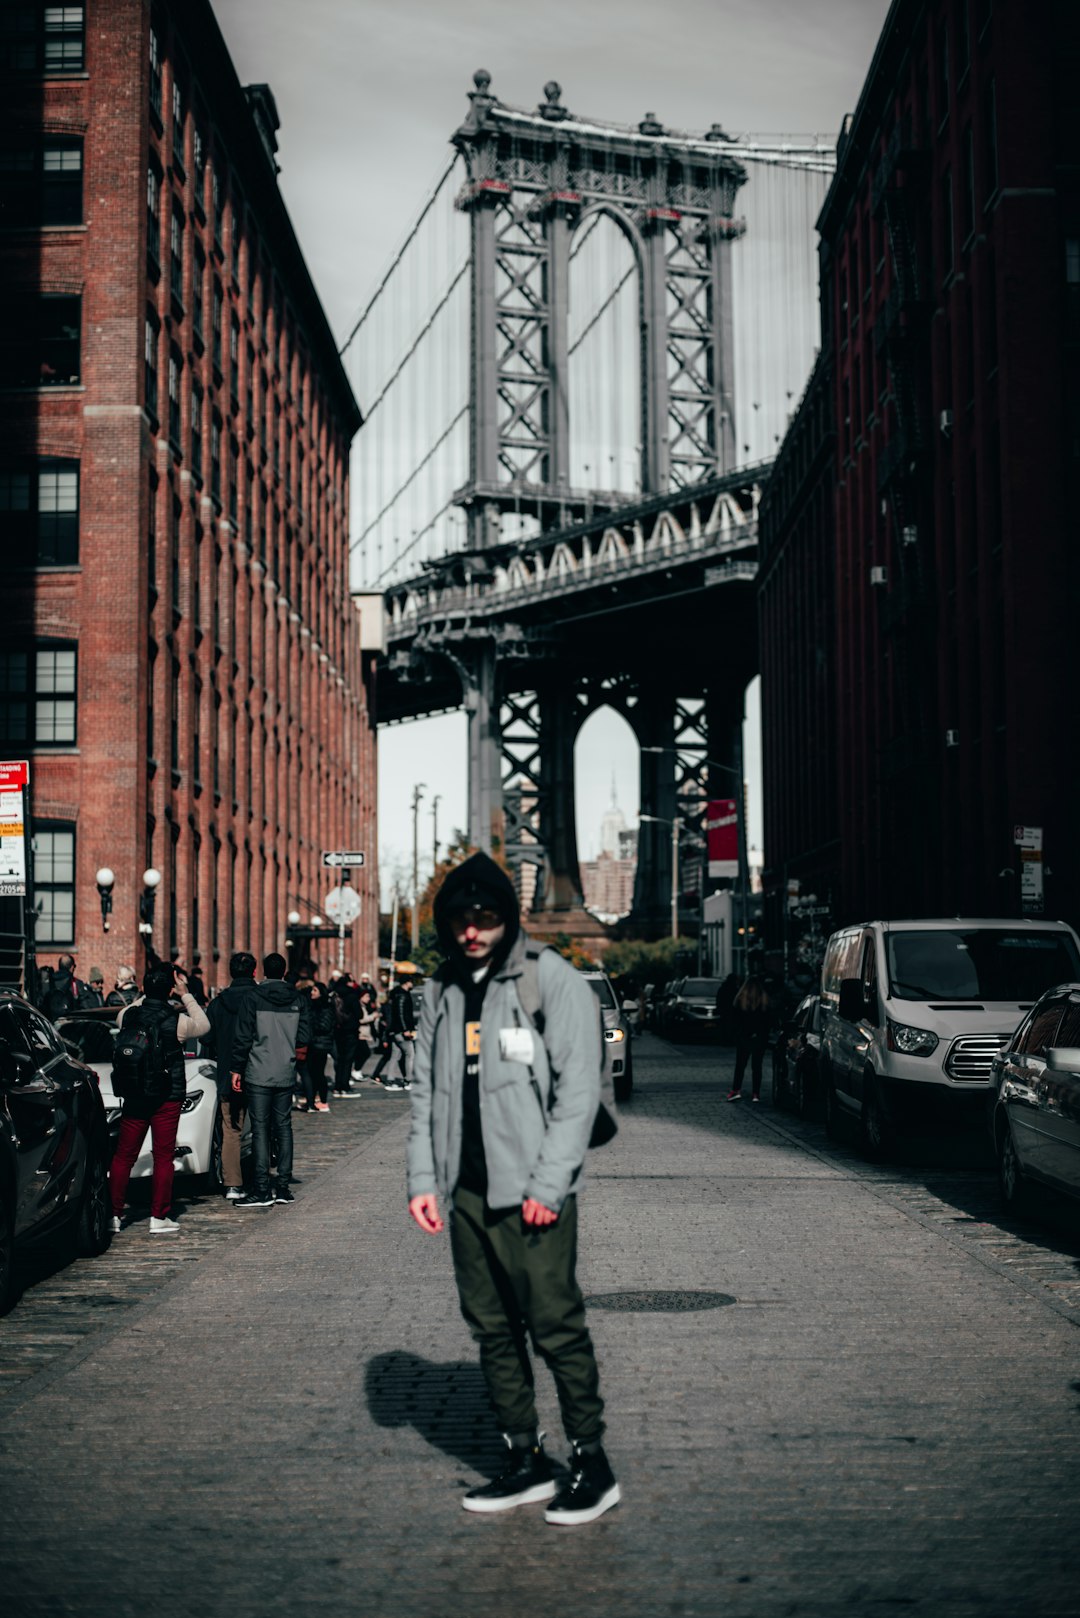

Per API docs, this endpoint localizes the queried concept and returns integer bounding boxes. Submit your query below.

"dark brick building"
[761,0,1080,936]
[1,0,377,989]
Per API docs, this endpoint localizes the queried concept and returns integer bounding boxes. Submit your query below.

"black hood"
[433,851,520,982]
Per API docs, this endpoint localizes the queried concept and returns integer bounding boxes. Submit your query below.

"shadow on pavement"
[365,1351,504,1475]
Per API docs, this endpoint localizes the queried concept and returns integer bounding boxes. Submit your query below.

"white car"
[56,1008,245,1190]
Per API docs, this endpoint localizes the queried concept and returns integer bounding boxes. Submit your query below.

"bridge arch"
[574,703,640,920]
[568,206,643,498]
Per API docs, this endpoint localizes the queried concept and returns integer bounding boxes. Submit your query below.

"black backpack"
[112,1010,171,1100]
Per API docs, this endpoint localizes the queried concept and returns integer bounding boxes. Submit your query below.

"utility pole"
[411,782,426,956]
[431,793,441,874]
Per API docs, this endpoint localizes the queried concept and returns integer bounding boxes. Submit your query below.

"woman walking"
[305,981,336,1111]
[726,974,772,1103]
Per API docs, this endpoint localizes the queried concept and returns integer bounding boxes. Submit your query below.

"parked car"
[56,1006,245,1192]
[661,977,725,1039]
[988,983,1080,1214]
[772,994,823,1117]
[581,970,633,1102]
[819,917,1080,1158]
[0,992,113,1313]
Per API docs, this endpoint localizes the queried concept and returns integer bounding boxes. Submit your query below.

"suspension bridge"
[342,71,834,933]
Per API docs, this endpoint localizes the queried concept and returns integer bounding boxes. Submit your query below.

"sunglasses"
[449,906,503,929]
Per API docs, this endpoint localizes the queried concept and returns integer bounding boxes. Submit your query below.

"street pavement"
[2,1036,1079,1618]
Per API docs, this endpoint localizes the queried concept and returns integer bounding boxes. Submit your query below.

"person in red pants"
[109,964,210,1234]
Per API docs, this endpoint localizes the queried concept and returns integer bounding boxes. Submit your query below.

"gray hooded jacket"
[232,979,310,1089]
[406,921,602,1214]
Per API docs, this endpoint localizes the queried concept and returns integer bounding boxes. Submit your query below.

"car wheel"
[614,1052,633,1105]
[859,1079,892,1161]
[998,1118,1034,1216]
[0,1199,14,1316]
[195,1108,225,1196]
[75,1136,113,1257]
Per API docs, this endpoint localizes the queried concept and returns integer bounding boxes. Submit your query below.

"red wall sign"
[706,798,738,878]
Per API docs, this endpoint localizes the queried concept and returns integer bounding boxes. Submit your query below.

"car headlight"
[180,1088,206,1114]
[605,1028,625,1042]
[886,1020,939,1057]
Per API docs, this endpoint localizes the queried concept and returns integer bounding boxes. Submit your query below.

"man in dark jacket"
[45,953,87,1019]
[202,951,259,1199]
[231,953,310,1208]
[407,852,619,1527]
[371,978,416,1090]
[109,965,210,1234]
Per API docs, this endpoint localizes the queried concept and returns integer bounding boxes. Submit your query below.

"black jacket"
[202,977,260,1098]
[307,997,336,1053]
[384,984,416,1036]
[46,969,85,1020]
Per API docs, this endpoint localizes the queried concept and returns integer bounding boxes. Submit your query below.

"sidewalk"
[2,1036,1078,1617]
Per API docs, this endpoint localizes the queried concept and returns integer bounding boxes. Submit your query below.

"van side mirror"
[1045,1046,1080,1073]
[838,979,867,1023]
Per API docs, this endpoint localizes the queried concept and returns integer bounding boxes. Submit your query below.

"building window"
[0,138,83,226]
[33,825,76,946]
[192,124,206,211]
[172,76,184,162]
[230,316,240,404]
[0,459,79,566]
[168,348,182,448]
[0,5,85,74]
[229,436,238,522]
[211,414,221,501]
[148,468,158,592]
[0,645,77,745]
[145,313,159,418]
[171,496,181,617]
[147,162,161,267]
[245,344,254,434]
[191,383,203,475]
[170,204,184,305]
[192,244,204,340]
[170,659,180,773]
[212,280,223,372]
[231,197,242,281]
[212,164,224,247]
[149,24,162,121]
[1,294,81,387]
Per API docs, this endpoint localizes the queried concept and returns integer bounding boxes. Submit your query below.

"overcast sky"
[216,0,892,903]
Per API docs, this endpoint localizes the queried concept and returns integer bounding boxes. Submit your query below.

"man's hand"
[409,1193,444,1234]
[522,1197,558,1227]
[231,1072,242,1094]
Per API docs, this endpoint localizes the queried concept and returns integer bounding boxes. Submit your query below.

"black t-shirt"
[457,973,489,1195]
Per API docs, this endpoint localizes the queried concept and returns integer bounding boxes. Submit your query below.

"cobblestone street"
[2,1036,1079,1618]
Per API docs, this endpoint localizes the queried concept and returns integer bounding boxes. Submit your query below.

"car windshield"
[886,930,1080,1002]
[681,979,721,998]
[60,1018,118,1062]
[585,977,617,1009]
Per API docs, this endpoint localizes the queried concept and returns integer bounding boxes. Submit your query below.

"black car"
[772,994,823,1118]
[0,992,113,1313]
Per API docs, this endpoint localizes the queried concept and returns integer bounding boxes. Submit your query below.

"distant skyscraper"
[583,784,636,920]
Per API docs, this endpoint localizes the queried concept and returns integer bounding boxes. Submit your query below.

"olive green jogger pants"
[450,1185,605,1445]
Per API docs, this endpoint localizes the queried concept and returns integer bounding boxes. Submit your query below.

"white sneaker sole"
[462,1479,557,1514]
[544,1482,621,1525]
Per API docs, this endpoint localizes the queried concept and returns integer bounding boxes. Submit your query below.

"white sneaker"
[149,1216,180,1235]
[110,1216,124,1233]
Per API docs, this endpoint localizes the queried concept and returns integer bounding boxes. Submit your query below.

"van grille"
[944,1034,1008,1080]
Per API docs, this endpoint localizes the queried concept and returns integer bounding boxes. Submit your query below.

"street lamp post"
[638,813,679,941]
[640,745,750,975]
[95,868,115,933]
[411,783,426,957]
[431,793,441,873]
[138,867,161,956]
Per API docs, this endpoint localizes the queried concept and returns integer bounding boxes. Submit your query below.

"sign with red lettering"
[706,798,738,879]
[0,760,29,897]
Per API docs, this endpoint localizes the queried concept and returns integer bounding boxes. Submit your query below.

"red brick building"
[761,0,1080,934]
[1,0,377,990]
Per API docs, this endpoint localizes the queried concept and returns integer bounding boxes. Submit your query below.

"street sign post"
[324,883,362,970]
[322,850,365,868]
[1013,826,1045,914]
[0,761,30,898]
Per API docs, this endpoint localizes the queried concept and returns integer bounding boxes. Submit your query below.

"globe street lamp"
[95,867,115,933]
[287,910,301,927]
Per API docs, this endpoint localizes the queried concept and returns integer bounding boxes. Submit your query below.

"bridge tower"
[442,73,751,929]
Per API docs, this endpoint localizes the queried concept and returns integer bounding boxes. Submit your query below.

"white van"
[818,917,1080,1154]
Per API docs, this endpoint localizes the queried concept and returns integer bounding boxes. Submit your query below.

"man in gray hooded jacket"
[407,852,620,1527]
[232,952,310,1208]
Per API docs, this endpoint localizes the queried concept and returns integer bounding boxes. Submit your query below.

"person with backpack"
[230,953,311,1207]
[371,977,416,1090]
[201,951,260,1198]
[45,953,87,1019]
[328,970,362,1096]
[108,964,210,1234]
[406,851,620,1528]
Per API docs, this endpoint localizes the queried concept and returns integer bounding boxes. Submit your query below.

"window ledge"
[0,223,88,235]
[0,383,85,395]
[28,746,80,756]
[15,564,83,574]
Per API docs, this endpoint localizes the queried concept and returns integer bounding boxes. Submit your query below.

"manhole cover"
[586,1290,736,1313]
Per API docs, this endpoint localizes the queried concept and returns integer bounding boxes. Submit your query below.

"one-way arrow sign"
[322,850,365,868]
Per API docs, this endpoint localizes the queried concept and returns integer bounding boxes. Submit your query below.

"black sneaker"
[233,1190,274,1208]
[544,1443,620,1526]
[381,1078,405,1092]
[273,1184,295,1204]
[462,1437,556,1514]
